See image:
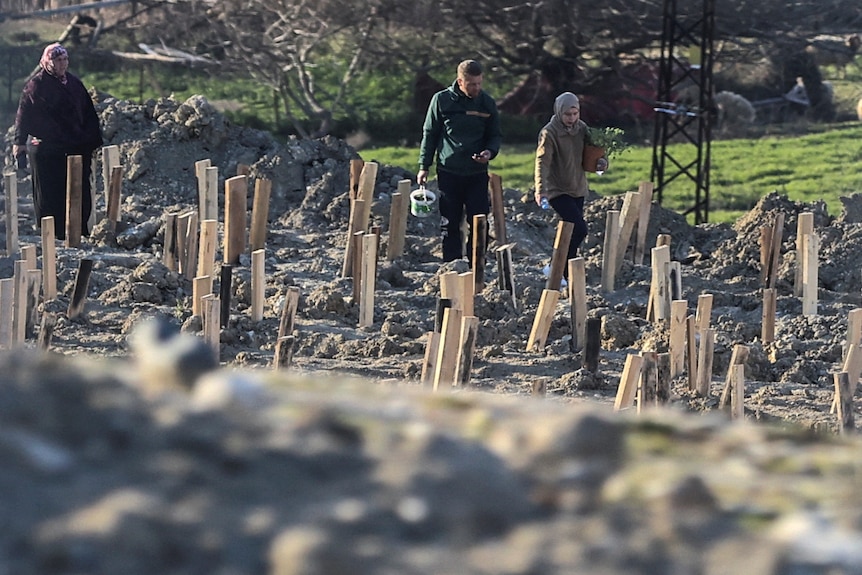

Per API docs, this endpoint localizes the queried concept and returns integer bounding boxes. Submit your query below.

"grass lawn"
[361,121,862,224]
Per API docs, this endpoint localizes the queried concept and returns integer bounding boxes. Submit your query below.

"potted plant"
[583,126,629,173]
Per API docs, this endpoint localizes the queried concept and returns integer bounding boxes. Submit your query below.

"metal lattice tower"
[650,0,715,224]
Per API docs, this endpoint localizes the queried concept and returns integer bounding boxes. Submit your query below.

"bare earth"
[3,93,862,574]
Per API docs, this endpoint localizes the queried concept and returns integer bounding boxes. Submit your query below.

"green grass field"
[361,122,862,224]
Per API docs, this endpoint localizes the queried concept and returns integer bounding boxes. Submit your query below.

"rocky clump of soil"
[2,349,862,574]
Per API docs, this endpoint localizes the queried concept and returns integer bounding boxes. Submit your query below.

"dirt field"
[4,93,862,573]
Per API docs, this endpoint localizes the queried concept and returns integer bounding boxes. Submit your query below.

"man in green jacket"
[417,59,502,263]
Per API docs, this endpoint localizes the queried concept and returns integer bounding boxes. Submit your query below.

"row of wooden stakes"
[0,148,304,368]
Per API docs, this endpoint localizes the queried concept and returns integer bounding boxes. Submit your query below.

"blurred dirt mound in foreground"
[3,349,862,575]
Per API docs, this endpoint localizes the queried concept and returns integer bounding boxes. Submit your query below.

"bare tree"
[93,0,862,135]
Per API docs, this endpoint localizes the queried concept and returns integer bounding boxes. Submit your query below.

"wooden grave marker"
[601,210,620,291]
[386,179,410,261]
[65,155,83,247]
[546,221,573,291]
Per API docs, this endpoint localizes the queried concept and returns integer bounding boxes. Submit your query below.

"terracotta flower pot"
[582,144,606,172]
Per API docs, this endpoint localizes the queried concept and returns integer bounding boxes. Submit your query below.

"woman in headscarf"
[534,92,608,267]
[13,43,103,240]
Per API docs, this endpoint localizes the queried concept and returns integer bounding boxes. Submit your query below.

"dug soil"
[3,93,862,574]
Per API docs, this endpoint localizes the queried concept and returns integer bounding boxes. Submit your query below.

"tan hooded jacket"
[534,92,590,200]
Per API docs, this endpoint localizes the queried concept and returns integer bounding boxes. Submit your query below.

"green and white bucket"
[410,187,436,218]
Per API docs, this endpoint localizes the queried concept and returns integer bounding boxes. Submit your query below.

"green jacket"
[418,80,502,176]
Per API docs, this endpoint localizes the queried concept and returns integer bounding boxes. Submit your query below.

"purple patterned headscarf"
[40,43,68,83]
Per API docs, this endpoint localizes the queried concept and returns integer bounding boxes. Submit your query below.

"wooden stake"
[454,315,479,386]
[38,313,56,350]
[251,248,265,321]
[794,212,814,296]
[40,217,57,301]
[4,173,18,258]
[831,343,862,414]
[615,190,642,273]
[182,211,199,281]
[695,293,713,339]
[237,163,250,177]
[197,219,218,279]
[584,317,602,372]
[686,315,697,391]
[472,214,487,291]
[495,244,517,310]
[801,231,819,316]
[356,161,378,241]
[102,145,120,209]
[0,279,12,348]
[731,364,745,420]
[67,258,93,319]
[569,257,587,352]
[274,335,295,370]
[440,271,461,311]
[614,353,643,411]
[546,221,573,291]
[668,261,682,301]
[719,344,750,409]
[421,331,441,387]
[601,210,620,292]
[759,224,772,286]
[277,286,301,340]
[649,244,671,321]
[204,166,219,222]
[224,175,248,265]
[219,265,233,328]
[341,161,367,277]
[174,212,190,277]
[458,272,475,317]
[433,307,463,391]
[343,200,366,280]
[695,328,715,398]
[386,179,410,261]
[358,233,377,327]
[25,269,40,338]
[638,351,658,411]
[351,230,365,301]
[669,300,687,377]
[192,275,211,317]
[250,178,272,252]
[846,308,862,358]
[527,289,560,352]
[194,158,211,217]
[765,213,784,288]
[834,372,855,434]
[106,164,123,233]
[488,173,507,245]
[762,288,776,343]
[657,352,671,404]
[163,212,178,271]
[12,261,28,343]
[202,294,220,360]
[65,155,83,247]
[532,380,547,396]
[20,244,36,272]
[633,181,654,264]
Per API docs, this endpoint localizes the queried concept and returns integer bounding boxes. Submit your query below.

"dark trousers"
[549,194,587,262]
[437,170,490,262]
[31,146,92,240]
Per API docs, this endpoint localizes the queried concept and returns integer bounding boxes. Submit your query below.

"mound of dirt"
[4,92,862,573]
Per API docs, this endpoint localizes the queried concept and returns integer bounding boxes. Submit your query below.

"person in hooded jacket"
[534,92,608,265]
[13,43,103,240]
[418,59,502,263]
